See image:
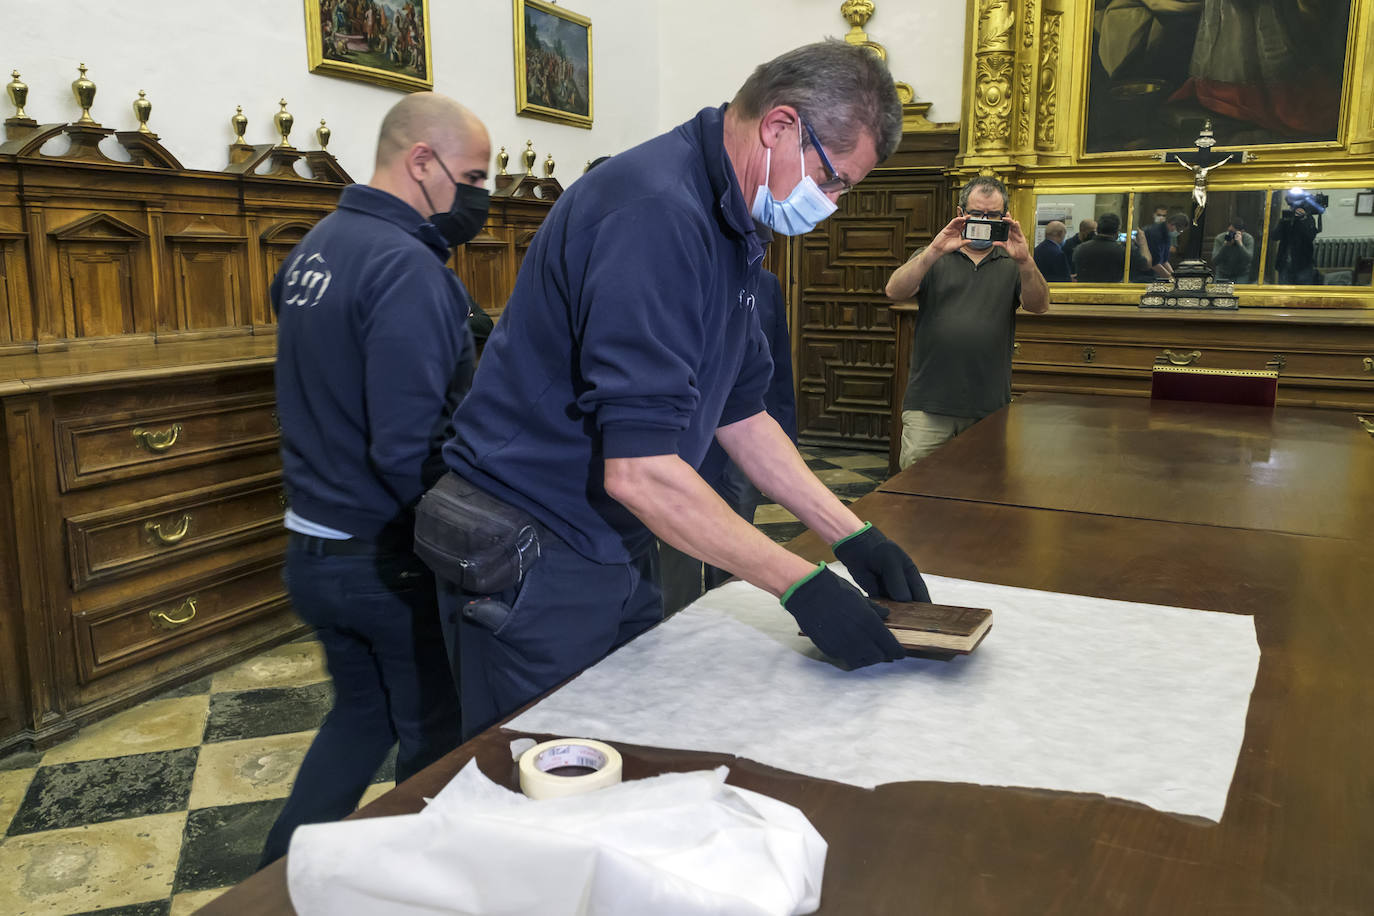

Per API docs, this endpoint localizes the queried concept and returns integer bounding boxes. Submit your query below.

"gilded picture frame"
[958,0,1374,307]
[304,0,434,93]
[513,0,593,129]
[1080,0,1355,157]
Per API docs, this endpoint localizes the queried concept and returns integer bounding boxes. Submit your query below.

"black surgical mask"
[419,158,490,247]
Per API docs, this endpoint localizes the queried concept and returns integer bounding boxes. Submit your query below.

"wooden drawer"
[65,472,285,591]
[54,391,278,492]
[1016,338,1286,373]
[73,556,290,683]
[1263,350,1374,381]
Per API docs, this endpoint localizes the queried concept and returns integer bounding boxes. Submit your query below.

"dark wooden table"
[203,396,1374,915]
[881,391,1374,540]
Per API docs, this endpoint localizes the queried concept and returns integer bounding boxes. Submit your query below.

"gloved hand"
[831,523,931,603]
[782,563,905,668]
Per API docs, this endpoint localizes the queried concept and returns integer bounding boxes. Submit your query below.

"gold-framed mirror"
[956,0,1374,308]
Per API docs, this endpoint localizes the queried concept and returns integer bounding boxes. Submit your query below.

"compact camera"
[962,218,1009,243]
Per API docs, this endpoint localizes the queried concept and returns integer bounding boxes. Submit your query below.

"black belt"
[288,531,411,557]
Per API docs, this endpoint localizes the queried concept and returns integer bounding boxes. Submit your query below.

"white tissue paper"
[510,569,1261,822]
[286,761,826,916]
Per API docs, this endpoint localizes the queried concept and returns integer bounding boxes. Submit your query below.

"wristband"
[780,562,827,605]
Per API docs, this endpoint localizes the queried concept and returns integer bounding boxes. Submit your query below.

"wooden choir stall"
[0,87,561,757]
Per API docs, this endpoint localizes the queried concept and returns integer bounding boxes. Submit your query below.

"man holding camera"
[885,176,1049,469]
[1211,216,1255,283]
[1275,191,1325,285]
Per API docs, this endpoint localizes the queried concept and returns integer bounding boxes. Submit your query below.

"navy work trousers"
[437,524,663,740]
[259,534,461,866]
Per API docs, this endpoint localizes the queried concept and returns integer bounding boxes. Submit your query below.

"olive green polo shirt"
[900,246,1022,419]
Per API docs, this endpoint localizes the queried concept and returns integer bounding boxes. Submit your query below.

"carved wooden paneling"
[60,244,140,338]
[452,195,556,319]
[171,244,245,330]
[792,168,956,448]
[456,232,515,320]
[0,239,28,344]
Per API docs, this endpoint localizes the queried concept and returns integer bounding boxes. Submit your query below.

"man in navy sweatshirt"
[438,41,932,738]
[261,92,488,865]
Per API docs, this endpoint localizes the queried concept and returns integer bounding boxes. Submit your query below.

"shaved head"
[375,92,485,168]
[368,92,491,222]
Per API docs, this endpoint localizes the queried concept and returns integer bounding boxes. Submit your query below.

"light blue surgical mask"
[750,123,837,236]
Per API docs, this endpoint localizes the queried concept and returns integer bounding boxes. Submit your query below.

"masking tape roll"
[518,738,623,800]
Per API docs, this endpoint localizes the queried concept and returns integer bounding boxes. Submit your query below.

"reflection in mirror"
[1130,191,1193,281]
[1034,193,1131,284]
[1265,188,1374,287]
[1199,191,1266,284]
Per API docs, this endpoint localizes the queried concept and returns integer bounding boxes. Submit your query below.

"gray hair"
[959,176,1009,212]
[732,40,903,162]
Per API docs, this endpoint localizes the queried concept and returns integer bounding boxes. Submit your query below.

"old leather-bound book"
[873,600,993,656]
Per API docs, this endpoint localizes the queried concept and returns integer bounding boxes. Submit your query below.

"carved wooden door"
[790,170,952,449]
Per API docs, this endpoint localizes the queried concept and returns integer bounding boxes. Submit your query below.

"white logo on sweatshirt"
[282,252,332,308]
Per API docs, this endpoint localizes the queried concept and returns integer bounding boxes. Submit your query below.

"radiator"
[1313,236,1374,269]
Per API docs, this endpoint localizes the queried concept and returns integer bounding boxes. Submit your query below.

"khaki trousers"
[899,410,979,469]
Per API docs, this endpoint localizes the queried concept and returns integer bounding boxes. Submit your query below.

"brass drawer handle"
[1364,357,1373,373]
[132,423,183,453]
[1158,349,1202,366]
[145,513,192,545]
[1266,354,1286,372]
[1358,416,1374,438]
[149,597,197,630]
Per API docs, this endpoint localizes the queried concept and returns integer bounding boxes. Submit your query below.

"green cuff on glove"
[780,562,828,606]
[830,521,872,551]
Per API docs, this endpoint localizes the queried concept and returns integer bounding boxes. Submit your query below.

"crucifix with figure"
[1162,121,1243,265]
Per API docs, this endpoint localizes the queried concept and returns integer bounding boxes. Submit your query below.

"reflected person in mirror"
[1061,217,1096,273]
[1211,215,1255,283]
[1034,220,1073,283]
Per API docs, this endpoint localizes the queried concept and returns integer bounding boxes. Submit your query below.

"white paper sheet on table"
[509,569,1262,822]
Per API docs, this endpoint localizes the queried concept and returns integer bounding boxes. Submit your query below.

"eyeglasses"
[801,120,851,195]
[964,209,1007,219]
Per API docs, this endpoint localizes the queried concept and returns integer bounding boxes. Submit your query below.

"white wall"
[7,0,659,183]
[654,1,966,133]
[6,1,964,182]
[1310,189,1374,238]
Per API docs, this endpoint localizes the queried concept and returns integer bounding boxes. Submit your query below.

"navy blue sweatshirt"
[696,268,797,486]
[275,185,473,540]
[444,105,772,564]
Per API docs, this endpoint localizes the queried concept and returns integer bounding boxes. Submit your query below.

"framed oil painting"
[513,0,593,129]
[1083,0,1353,154]
[305,0,434,93]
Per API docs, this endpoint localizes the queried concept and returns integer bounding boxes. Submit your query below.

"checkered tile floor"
[0,446,889,915]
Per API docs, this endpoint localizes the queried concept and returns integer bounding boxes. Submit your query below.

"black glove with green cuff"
[782,563,905,668]
[831,522,931,603]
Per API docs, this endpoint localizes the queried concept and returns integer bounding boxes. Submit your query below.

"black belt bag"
[413,471,540,593]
